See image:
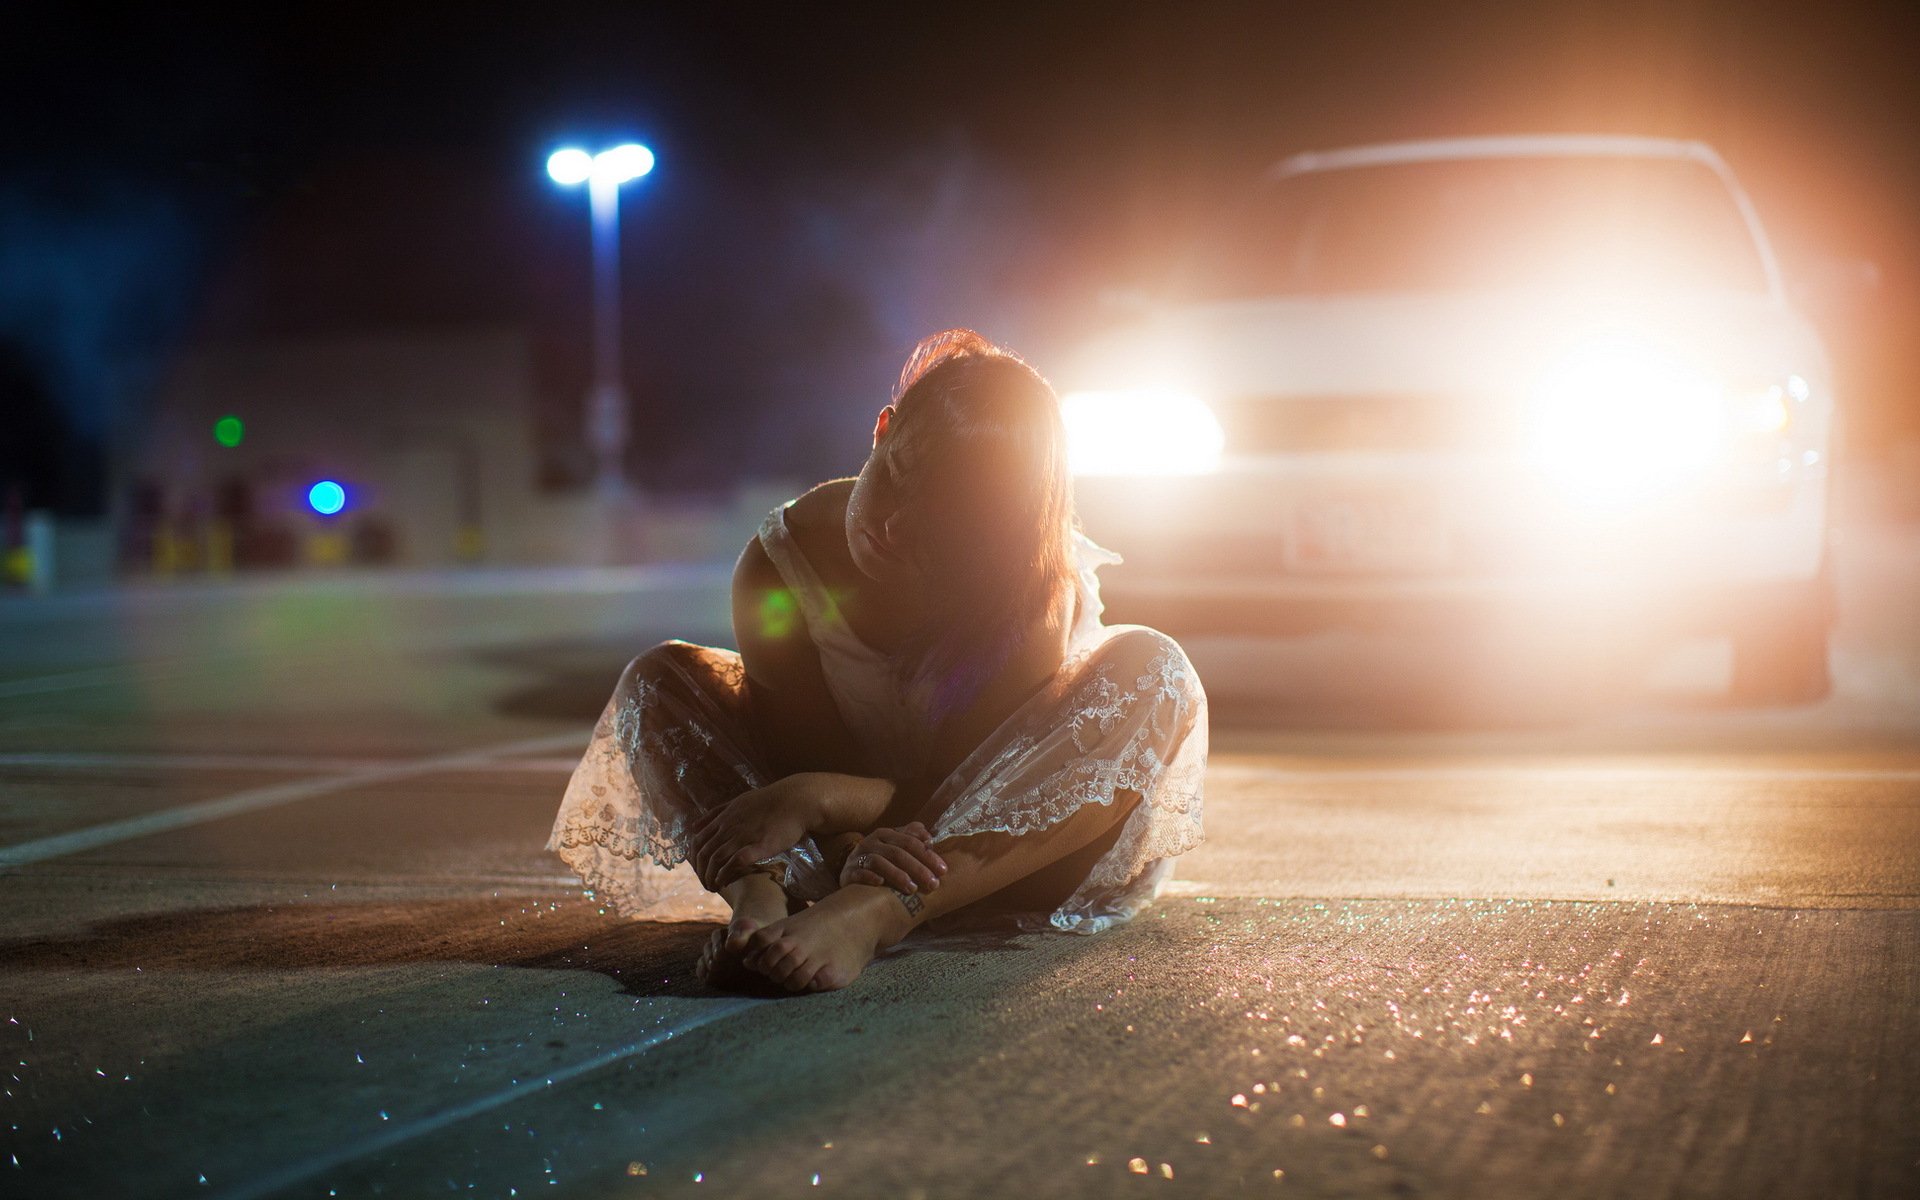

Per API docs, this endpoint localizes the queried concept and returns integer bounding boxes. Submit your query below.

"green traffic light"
[214,416,244,448]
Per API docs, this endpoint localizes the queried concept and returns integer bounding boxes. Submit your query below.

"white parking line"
[0,663,190,699]
[10,755,1917,784]
[0,751,583,774]
[212,997,765,1200]
[0,732,586,868]
[1208,764,1920,783]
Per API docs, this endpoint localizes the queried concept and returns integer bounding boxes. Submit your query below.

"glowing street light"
[545,148,594,186]
[547,142,656,495]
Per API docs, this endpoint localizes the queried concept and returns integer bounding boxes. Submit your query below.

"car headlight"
[1526,334,1739,506]
[1061,388,1225,477]
[1735,381,1792,435]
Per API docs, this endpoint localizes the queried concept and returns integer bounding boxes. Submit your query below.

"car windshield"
[1179,155,1772,298]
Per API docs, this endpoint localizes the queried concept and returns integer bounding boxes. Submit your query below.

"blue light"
[307,480,347,516]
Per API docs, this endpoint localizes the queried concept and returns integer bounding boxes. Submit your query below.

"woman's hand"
[839,822,948,895]
[688,777,822,891]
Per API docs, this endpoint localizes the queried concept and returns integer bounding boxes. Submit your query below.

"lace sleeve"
[925,626,1208,932]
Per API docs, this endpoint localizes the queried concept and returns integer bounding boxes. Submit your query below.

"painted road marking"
[0,751,585,774]
[4,754,1912,870]
[1209,764,1920,784]
[212,997,765,1200]
[0,663,195,699]
[0,562,731,611]
[7,753,1916,784]
[0,732,585,868]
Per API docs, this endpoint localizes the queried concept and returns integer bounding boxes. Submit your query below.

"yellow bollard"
[2,545,30,587]
[307,529,348,566]
[154,524,178,576]
[455,525,485,563]
[207,520,234,575]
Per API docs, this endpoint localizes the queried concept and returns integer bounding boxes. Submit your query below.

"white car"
[1060,135,1835,702]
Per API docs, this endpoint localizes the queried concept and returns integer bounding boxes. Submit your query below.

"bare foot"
[696,871,798,991]
[738,883,916,993]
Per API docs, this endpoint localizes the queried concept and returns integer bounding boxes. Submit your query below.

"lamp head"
[593,143,655,185]
[546,148,594,186]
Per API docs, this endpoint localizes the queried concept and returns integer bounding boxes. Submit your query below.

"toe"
[815,957,858,991]
[743,926,779,957]
[763,944,805,987]
[695,929,726,980]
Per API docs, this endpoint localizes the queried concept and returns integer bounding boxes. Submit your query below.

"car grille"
[1216,393,1508,454]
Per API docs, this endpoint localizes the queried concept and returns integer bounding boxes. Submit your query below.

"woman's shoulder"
[737,479,856,598]
[778,479,856,573]
[783,478,853,535]
[738,481,839,570]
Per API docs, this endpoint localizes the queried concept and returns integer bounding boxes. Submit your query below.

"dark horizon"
[6,0,1919,513]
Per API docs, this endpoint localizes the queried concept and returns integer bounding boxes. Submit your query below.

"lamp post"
[547,143,655,497]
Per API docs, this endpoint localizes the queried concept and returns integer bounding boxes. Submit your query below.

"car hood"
[1059,291,1831,399]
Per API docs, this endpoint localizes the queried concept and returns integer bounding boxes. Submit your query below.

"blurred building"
[118,327,544,571]
[106,325,794,579]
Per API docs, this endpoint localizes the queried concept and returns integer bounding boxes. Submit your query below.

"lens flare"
[1736,386,1792,435]
[758,588,798,638]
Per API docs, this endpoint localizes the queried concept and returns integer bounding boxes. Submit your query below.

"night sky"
[5,1,1918,513]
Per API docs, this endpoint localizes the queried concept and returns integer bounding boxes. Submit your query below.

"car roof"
[1271,135,1725,179]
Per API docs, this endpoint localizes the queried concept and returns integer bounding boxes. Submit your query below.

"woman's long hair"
[885,329,1076,723]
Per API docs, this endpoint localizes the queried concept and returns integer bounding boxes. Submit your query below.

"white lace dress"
[546,505,1208,934]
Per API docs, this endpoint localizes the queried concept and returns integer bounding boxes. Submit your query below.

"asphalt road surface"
[2,531,1917,1199]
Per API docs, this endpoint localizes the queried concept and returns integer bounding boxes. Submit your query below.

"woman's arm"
[729,532,904,836]
[732,531,866,777]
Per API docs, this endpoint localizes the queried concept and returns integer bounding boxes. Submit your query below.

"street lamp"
[547,142,655,496]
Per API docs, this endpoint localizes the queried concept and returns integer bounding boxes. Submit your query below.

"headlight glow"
[1062,389,1225,477]
[1525,335,1727,506]
[1733,384,1792,435]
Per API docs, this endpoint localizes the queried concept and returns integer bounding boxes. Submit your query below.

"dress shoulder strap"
[755,505,870,657]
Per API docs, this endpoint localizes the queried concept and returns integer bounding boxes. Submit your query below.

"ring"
[853,853,870,870]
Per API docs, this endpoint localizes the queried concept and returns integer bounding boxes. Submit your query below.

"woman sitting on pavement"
[548,329,1208,993]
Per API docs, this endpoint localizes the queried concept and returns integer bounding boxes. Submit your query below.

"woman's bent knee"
[1094,626,1180,670]
[1088,627,1201,702]
[620,640,713,697]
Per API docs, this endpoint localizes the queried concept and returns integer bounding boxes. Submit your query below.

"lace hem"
[927,627,1208,931]
[546,624,1208,933]
[544,645,839,917]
